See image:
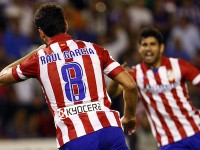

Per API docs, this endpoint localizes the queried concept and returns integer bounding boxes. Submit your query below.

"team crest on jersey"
[167,70,175,82]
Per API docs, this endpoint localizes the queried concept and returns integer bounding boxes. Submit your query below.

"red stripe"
[76,41,98,102]
[113,111,121,127]
[96,111,111,127]
[56,126,64,147]
[79,113,94,134]
[141,64,174,144]
[107,66,124,78]
[47,48,65,108]
[94,44,111,108]
[63,118,77,140]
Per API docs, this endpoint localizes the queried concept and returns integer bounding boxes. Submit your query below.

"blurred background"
[0,0,199,149]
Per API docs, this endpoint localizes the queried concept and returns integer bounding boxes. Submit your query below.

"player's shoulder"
[168,57,188,65]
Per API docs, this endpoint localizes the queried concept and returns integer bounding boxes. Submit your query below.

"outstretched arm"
[112,71,138,135]
[0,44,46,86]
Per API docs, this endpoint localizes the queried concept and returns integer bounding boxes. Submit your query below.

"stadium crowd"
[0,0,199,149]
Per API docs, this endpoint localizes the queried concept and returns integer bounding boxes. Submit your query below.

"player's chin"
[144,59,154,65]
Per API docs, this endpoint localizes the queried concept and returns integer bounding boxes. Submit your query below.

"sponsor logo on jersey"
[57,101,102,119]
[143,82,179,94]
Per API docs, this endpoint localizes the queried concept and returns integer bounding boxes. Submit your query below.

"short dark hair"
[34,3,66,37]
[138,27,164,44]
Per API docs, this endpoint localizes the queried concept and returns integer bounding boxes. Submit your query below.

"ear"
[160,44,165,54]
[137,43,142,54]
[65,20,68,32]
[38,29,45,40]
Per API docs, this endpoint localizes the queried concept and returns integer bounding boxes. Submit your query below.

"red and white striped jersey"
[12,34,124,148]
[130,57,200,147]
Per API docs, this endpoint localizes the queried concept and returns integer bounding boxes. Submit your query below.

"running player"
[0,3,138,150]
[108,27,200,150]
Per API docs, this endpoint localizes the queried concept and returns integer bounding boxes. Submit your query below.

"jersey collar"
[47,33,73,46]
[141,56,167,70]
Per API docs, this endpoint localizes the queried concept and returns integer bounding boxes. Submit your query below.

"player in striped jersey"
[108,27,200,150]
[0,3,138,150]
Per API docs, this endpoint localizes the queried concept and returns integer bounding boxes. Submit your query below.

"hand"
[122,62,134,73]
[121,116,137,135]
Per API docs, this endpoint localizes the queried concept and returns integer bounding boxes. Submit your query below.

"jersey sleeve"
[93,43,124,79]
[12,53,39,81]
[179,58,200,86]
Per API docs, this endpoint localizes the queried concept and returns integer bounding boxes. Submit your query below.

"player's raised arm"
[113,71,138,135]
[0,44,46,86]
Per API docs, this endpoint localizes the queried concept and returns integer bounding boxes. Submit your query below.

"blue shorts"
[59,127,128,150]
[160,132,200,150]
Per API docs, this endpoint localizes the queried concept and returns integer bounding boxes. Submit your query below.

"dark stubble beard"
[145,50,162,68]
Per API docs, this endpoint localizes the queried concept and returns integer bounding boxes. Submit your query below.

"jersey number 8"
[61,62,86,102]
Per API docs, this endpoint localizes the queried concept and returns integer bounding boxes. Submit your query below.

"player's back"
[37,34,122,148]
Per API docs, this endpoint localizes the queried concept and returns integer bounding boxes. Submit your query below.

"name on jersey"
[57,101,102,120]
[144,82,178,94]
[40,48,95,65]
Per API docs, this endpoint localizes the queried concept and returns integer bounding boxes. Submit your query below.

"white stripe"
[16,65,28,79]
[105,91,112,108]
[88,112,103,131]
[192,74,200,85]
[146,112,156,141]
[67,40,91,103]
[56,138,60,149]
[104,62,120,75]
[38,49,57,107]
[55,118,69,146]
[83,42,105,103]
[70,115,86,137]
[136,65,168,146]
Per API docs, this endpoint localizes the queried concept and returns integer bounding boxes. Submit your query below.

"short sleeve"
[93,43,124,79]
[179,58,200,86]
[12,53,39,81]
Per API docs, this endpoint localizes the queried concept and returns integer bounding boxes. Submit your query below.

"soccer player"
[0,3,138,150]
[108,27,200,150]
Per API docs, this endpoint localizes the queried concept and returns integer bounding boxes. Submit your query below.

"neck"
[148,61,161,69]
[43,36,50,43]
[147,56,163,69]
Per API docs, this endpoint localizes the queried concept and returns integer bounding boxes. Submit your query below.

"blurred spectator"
[2,17,32,60]
[165,37,191,61]
[152,0,174,41]
[104,25,129,61]
[177,0,200,27]
[167,16,200,59]
[127,0,153,33]
[5,108,28,138]
[4,0,33,36]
